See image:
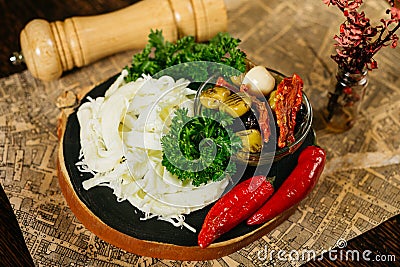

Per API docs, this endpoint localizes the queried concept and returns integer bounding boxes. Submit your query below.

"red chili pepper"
[247,146,326,225]
[198,175,274,248]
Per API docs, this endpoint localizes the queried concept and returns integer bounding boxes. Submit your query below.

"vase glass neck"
[336,66,368,87]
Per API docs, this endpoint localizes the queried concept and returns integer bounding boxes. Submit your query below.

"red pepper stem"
[266,176,275,184]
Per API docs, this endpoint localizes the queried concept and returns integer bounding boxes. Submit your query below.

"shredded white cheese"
[76,71,228,232]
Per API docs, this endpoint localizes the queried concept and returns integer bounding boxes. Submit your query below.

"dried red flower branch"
[324,0,400,73]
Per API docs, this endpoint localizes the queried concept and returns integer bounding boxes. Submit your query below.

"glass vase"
[322,66,368,132]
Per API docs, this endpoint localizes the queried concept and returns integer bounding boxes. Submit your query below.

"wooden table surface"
[0,1,398,266]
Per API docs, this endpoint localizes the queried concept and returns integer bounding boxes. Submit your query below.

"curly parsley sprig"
[161,108,242,186]
[124,30,247,82]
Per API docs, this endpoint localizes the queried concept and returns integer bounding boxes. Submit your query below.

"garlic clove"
[242,66,275,97]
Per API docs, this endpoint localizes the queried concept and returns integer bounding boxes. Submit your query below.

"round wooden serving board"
[56,75,315,260]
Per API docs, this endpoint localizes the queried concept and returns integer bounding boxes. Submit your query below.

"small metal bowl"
[194,68,313,167]
[236,69,313,166]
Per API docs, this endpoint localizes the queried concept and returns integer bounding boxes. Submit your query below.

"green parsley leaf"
[124,30,247,82]
[161,108,242,186]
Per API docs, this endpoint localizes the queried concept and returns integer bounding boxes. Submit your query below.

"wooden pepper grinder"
[17,0,227,81]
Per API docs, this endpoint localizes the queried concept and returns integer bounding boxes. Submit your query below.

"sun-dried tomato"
[275,74,303,148]
[252,97,271,143]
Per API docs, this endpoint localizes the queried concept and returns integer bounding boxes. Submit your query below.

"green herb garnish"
[124,30,247,82]
[161,108,242,186]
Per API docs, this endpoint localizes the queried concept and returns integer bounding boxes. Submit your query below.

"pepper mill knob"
[19,0,227,81]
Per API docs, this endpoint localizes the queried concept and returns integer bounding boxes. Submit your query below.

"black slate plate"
[62,75,315,247]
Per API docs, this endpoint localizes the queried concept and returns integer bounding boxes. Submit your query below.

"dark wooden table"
[0,1,398,266]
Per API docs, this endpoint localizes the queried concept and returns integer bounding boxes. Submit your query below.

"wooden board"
[56,75,313,260]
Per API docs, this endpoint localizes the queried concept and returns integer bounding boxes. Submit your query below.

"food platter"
[57,74,316,260]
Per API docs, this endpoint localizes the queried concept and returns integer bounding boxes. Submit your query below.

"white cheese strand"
[77,71,228,231]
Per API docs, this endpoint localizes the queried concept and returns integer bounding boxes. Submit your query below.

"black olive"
[243,110,259,130]
[229,109,260,132]
[294,103,307,133]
